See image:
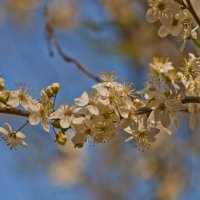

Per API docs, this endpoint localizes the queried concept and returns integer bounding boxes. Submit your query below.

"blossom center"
[64,109,73,116]
[172,18,179,26]
[158,103,166,111]
[157,2,166,11]
[103,112,111,119]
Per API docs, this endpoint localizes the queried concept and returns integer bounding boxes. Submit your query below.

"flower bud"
[0,78,5,91]
[51,83,61,94]
[46,86,54,98]
[0,92,9,104]
[40,89,47,97]
[55,131,67,145]
[133,98,142,108]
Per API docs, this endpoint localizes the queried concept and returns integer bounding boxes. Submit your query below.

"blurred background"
[0,0,200,199]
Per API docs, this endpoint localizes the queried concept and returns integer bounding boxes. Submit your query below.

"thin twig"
[14,120,29,134]
[186,0,200,27]
[44,7,101,82]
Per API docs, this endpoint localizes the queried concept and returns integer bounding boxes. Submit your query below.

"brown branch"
[186,0,200,27]
[0,108,29,117]
[181,96,200,103]
[135,96,200,115]
[44,7,101,83]
[1,96,200,118]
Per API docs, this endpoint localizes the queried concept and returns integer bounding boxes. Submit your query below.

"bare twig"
[44,7,101,83]
[186,0,200,27]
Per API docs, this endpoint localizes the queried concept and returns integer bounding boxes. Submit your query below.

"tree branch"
[44,7,102,83]
[135,96,200,115]
[1,96,200,118]
[0,107,29,117]
[186,0,200,27]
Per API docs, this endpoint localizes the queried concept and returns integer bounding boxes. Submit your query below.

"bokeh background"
[0,0,200,199]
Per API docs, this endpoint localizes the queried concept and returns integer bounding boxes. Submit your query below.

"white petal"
[161,111,171,128]
[7,91,20,108]
[158,25,170,38]
[20,141,28,148]
[72,117,84,124]
[16,131,26,139]
[74,92,89,106]
[28,100,40,111]
[41,118,50,132]
[118,106,129,118]
[125,136,133,142]
[119,118,130,129]
[94,86,109,96]
[29,112,41,125]
[146,9,158,23]
[0,127,8,135]
[88,105,99,115]
[49,111,61,119]
[60,116,71,129]
[170,25,183,36]
[3,123,12,133]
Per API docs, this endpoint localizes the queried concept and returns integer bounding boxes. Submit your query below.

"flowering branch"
[1,53,200,150]
[1,1,200,150]
[44,7,101,83]
[1,96,200,118]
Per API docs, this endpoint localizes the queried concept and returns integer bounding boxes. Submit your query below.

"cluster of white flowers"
[146,53,200,130]
[1,53,200,150]
[0,81,60,149]
[0,0,200,153]
[146,0,199,51]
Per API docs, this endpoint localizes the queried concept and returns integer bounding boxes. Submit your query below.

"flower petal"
[72,117,84,124]
[41,118,50,132]
[74,92,89,106]
[88,105,99,115]
[29,112,41,125]
[146,9,158,23]
[161,111,171,128]
[60,116,71,129]
[0,127,8,135]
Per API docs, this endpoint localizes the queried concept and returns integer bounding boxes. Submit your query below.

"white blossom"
[179,25,199,52]
[149,98,182,128]
[125,118,160,149]
[92,122,117,143]
[7,88,38,110]
[146,0,180,24]
[29,102,51,132]
[180,53,200,79]
[158,10,188,38]
[50,104,84,129]
[74,92,99,115]
[0,123,28,149]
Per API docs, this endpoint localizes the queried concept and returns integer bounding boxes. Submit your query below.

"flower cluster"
[1,53,200,151]
[146,0,199,51]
